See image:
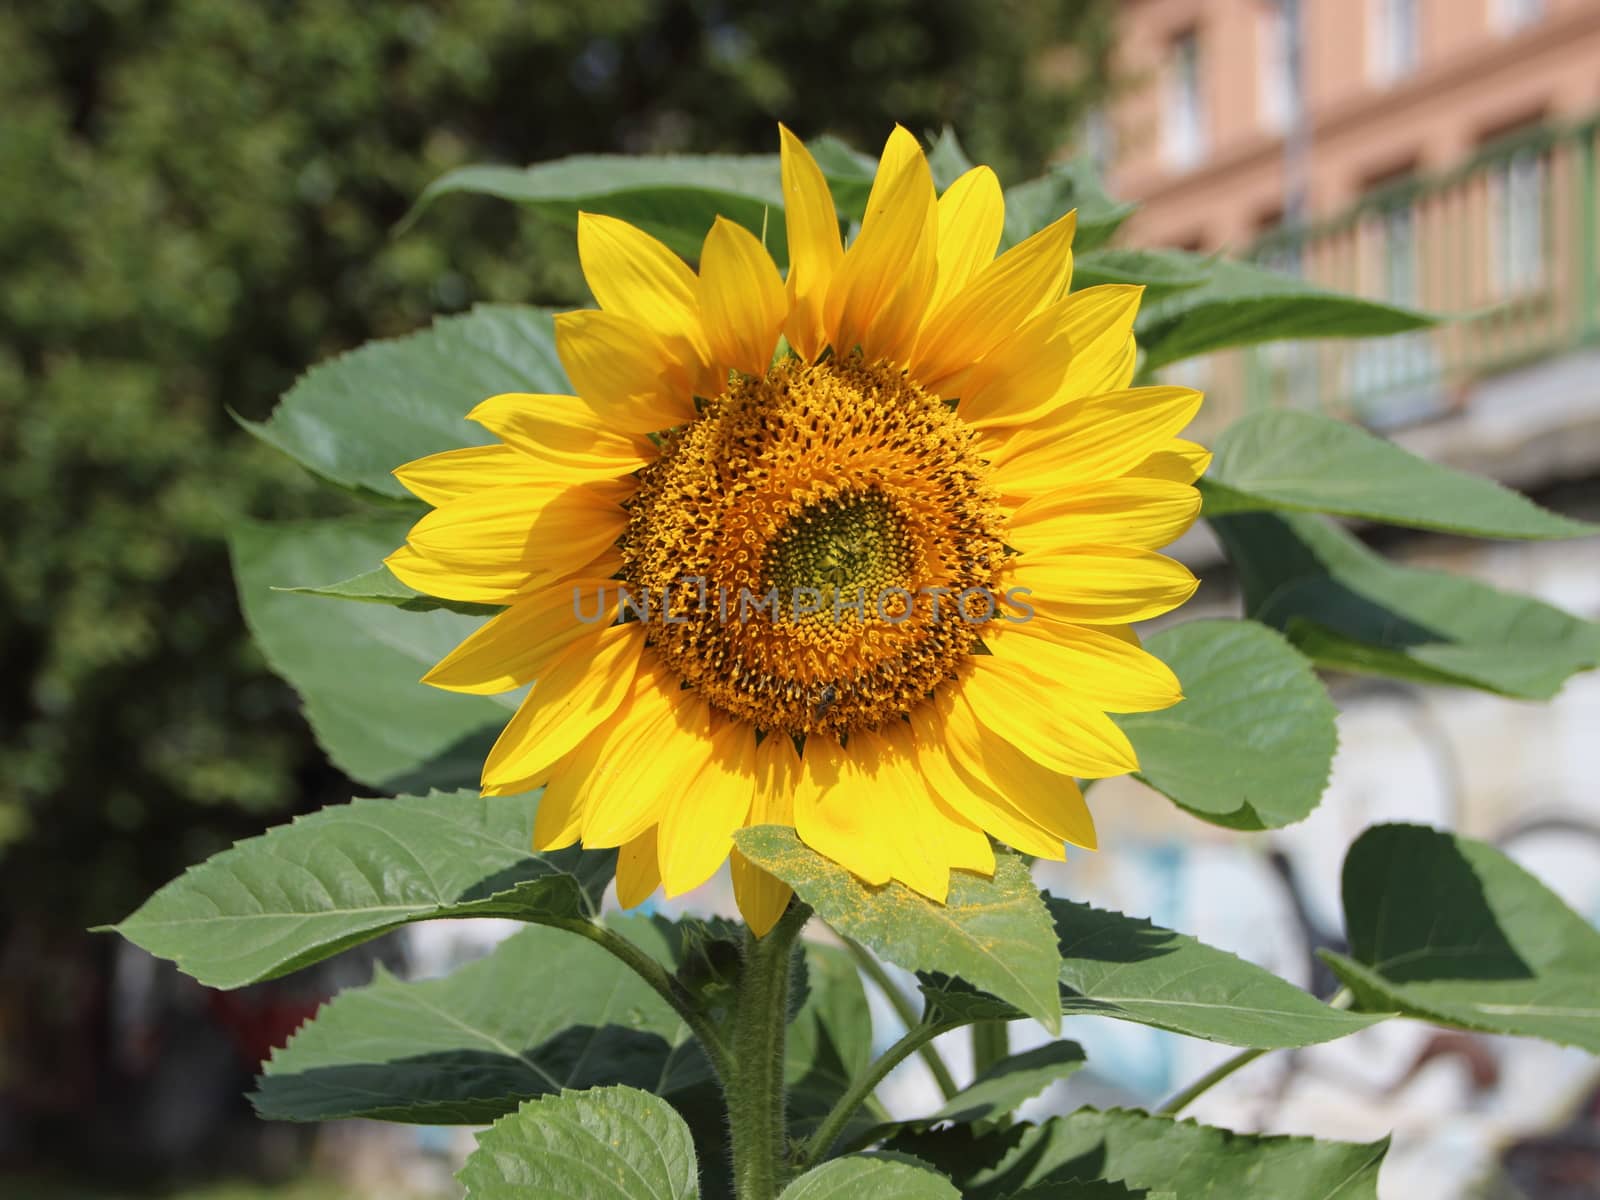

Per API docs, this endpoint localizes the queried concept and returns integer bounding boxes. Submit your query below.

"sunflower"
[387,126,1206,934]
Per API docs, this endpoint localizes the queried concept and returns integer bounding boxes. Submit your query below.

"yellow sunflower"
[387,126,1206,934]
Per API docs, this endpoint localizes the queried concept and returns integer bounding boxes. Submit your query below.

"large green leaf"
[108,791,612,988]
[732,828,1063,1032]
[780,1155,960,1200]
[1001,158,1133,253]
[892,1108,1388,1199]
[1138,258,1432,371]
[254,925,704,1123]
[1069,248,1211,302]
[1323,823,1600,1052]
[787,942,883,1140]
[1210,509,1600,700]
[458,1086,699,1200]
[246,304,566,500]
[1114,619,1337,830]
[232,514,509,791]
[409,153,789,265]
[1051,899,1382,1048]
[1203,411,1596,539]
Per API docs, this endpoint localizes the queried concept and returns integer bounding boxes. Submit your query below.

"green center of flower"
[766,491,915,612]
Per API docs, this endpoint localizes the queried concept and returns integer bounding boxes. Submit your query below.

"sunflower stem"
[727,900,811,1200]
[1155,987,1354,1116]
[549,917,732,1083]
[971,1019,1010,1077]
[797,1018,961,1169]
[843,937,961,1100]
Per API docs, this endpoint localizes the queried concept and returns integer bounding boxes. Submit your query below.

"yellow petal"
[402,483,626,596]
[879,722,994,878]
[1005,546,1199,625]
[848,729,952,901]
[925,166,1004,314]
[986,620,1183,714]
[582,689,714,848]
[392,445,553,506]
[794,735,892,887]
[962,659,1139,779]
[387,540,621,608]
[480,622,644,790]
[824,127,937,364]
[659,719,757,896]
[554,309,697,433]
[907,701,1067,860]
[698,217,787,377]
[577,211,709,363]
[779,125,844,362]
[469,393,655,479]
[615,826,662,909]
[1007,478,1202,553]
[1124,437,1213,484]
[421,577,619,695]
[985,386,1204,497]
[731,734,800,936]
[943,687,1100,847]
[912,210,1077,392]
[960,286,1143,428]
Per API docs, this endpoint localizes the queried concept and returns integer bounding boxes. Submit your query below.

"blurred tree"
[0,0,1114,1170]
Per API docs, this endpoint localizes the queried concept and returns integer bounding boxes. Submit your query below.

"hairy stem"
[799,1019,961,1168]
[844,938,960,1100]
[550,916,733,1084]
[1156,987,1355,1116]
[970,1020,1011,1077]
[727,901,812,1200]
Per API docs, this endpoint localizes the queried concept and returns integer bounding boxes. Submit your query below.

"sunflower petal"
[1006,545,1199,624]
[962,658,1139,779]
[582,689,714,848]
[986,620,1183,714]
[480,621,644,791]
[794,735,892,886]
[779,125,844,362]
[1124,437,1213,484]
[926,165,1004,314]
[469,393,655,478]
[731,733,800,935]
[554,308,697,432]
[1007,478,1202,553]
[578,211,708,361]
[912,210,1077,390]
[825,126,937,363]
[699,217,787,377]
[615,826,662,909]
[421,578,618,695]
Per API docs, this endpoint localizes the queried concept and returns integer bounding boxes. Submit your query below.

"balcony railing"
[1186,114,1600,435]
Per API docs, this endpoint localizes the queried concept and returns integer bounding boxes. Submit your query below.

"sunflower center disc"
[619,356,1006,737]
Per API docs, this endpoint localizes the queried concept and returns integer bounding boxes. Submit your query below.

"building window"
[1369,0,1420,84]
[1258,0,1302,133]
[1490,146,1546,293]
[1163,29,1207,170]
[1491,0,1544,34]
[1382,200,1418,305]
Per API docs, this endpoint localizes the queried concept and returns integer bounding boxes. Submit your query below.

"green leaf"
[1069,248,1212,301]
[108,791,612,988]
[276,564,502,616]
[1210,509,1600,699]
[1323,823,1600,1052]
[732,828,1063,1033]
[409,152,788,265]
[1001,159,1133,253]
[1113,619,1338,830]
[232,514,509,791]
[1137,258,1433,371]
[1203,411,1596,539]
[892,1108,1388,1199]
[780,1155,960,1200]
[1051,899,1383,1048]
[787,942,883,1140]
[929,1041,1085,1131]
[458,1085,699,1200]
[253,925,705,1123]
[246,304,567,501]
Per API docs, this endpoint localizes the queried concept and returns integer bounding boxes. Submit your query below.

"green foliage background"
[0,0,1115,933]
